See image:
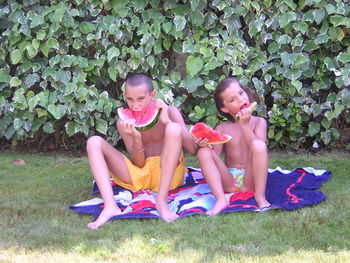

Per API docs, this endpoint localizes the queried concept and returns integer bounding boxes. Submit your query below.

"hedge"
[0,0,349,150]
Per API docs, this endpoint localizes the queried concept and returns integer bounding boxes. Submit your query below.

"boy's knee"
[250,139,267,154]
[165,122,182,138]
[86,135,104,151]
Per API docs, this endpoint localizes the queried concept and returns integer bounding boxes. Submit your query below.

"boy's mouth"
[240,103,248,110]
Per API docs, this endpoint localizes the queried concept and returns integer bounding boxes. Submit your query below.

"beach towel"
[69,167,331,220]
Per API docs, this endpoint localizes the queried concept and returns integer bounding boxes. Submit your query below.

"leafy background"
[0,0,349,151]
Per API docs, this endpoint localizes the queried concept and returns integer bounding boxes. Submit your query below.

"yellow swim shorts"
[110,152,187,192]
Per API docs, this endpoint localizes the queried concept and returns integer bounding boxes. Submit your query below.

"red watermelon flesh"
[190,122,232,144]
[117,103,161,131]
[235,102,257,119]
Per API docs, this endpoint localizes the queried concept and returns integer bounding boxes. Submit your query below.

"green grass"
[0,150,349,263]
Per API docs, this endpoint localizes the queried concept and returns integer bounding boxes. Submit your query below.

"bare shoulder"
[168,105,180,114]
[253,116,267,126]
[168,105,185,122]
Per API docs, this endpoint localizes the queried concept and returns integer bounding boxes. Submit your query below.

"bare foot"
[156,199,178,223]
[206,198,228,216]
[87,205,121,230]
[255,196,271,210]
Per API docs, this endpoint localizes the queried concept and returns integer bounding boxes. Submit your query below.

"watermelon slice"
[235,102,257,120]
[117,103,161,131]
[190,122,232,144]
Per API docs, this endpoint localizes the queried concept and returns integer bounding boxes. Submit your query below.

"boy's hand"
[194,137,212,148]
[155,99,171,125]
[119,119,141,138]
[235,107,252,125]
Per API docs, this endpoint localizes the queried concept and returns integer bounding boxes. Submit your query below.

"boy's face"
[124,84,155,111]
[220,82,250,116]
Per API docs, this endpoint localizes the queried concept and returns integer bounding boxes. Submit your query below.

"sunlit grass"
[0,150,349,262]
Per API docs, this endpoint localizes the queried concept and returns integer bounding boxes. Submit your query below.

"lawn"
[0,150,349,263]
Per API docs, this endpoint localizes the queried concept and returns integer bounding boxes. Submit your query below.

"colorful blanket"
[70,167,331,221]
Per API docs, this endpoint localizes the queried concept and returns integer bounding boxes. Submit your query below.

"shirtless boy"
[86,73,197,229]
[196,77,271,215]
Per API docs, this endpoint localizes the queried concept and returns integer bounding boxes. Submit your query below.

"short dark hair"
[125,73,153,92]
[214,77,256,122]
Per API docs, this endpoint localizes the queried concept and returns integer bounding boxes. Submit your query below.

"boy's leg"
[198,147,237,215]
[86,135,132,229]
[242,139,271,209]
[157,122,183,222]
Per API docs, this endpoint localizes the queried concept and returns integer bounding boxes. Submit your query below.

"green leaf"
[293,55,309,68]
[0,70,10,83]
[276,130,283,141]
[314,34,329,44]
[312,104,322,117]
[281,52,297,67]
[10,49,22,64]
[334,103,344,117]
[48,104,66,120]
[40,43,49,58]
[107,46,120,62]
[65,122,76,137]
[277,34,292,44]
[283,69,302,80]
[268,42,279,53]
[190,0,200,11]
[46,38,59,49]
[337,52,350,63]
[325,110,335,121]
[308,122,320,137]
[180,77,203,93]
[80,22,96,34]
[329,15,349,27]
[28,95,40,110]
[341,89,350,107]
[313,9,325,25]
[5,127,15,140]
[190,11,205,26]
[231,65,243,76]
[108,66,117,81]
[96,119,108,134]
[43,122,55,134]
[279,11,297,28]
[268,127,274,138]
[26,45,38,58]
[147,56,155,68]
[321,118,331,129]
[10,77,22,87]
[32,39,40,50]
[173,15,186,31]
[293,21,308,34]
[65,82,77,95]
[111,0,127,16]
[162,22,172,33]
[30,14,45,28]
[304,40,319,52]
[36,30,46,40]
[186,56,203,76]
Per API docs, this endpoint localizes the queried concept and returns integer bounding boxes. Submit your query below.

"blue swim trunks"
[228,168,245,191]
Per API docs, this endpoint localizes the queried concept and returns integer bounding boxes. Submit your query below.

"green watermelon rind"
[189,125,232,145]
[235,101,257,120]
[117,106,162,131]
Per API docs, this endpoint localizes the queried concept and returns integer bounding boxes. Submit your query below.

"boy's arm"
[116,119,146,168]
[168,106,198,155]
[240,117,267,144]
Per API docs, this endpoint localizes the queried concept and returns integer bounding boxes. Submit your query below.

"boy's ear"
[151,90,156,98]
